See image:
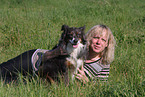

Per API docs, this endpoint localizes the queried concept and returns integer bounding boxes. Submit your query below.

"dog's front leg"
[42,46,68,62]
[76,59,84,73]
[64,69,69,86]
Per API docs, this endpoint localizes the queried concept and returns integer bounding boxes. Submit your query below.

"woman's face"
[90,30,109,54]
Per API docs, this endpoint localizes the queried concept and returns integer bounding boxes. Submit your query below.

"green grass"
[0,0,145,96]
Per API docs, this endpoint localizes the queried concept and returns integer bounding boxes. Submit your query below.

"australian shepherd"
[0,25,87,84]
[39,25,87,83]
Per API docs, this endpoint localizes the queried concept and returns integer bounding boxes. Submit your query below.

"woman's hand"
[75,65,89,84]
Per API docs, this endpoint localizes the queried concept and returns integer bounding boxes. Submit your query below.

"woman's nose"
[96,39,101,44]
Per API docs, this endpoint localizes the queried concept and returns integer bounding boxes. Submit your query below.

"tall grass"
[0,0,144,96]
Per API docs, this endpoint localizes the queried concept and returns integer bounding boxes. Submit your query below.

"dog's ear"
[61,24,69,40]
[79,25,85,32]
[58,25,69,48]
[80,25,86,45]
[61,25,69,31]
[60,24,70,39]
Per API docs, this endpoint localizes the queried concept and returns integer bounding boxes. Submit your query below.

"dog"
[0,25,87,84]
[38,25,87,84]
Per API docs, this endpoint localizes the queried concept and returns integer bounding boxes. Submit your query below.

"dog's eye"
[76,32,82,36]
[67,32,73,36]
[76,32,81,35]
[78,32,82,35]
[68,33,73,37]
[70,32,73,34]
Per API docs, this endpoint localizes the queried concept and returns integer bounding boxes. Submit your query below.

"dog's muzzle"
[69,38,80,48]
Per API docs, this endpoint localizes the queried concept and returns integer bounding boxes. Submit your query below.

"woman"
[76,24,116,83]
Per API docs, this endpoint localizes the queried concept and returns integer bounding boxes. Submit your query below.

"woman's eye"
[93,37,99,39]
[102,39,106,42]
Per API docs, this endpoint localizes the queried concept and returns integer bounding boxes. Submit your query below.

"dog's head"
[59,25,86,49]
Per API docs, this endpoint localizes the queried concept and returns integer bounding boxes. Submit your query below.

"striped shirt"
[84,58,110,82]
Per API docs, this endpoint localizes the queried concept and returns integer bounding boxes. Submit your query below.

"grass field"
[0,0,145,96]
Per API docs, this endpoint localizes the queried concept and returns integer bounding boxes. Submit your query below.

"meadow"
[0,0,145,96]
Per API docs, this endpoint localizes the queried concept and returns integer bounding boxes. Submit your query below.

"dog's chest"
[66,46,84,69]
[65,42,86,74]
[66,57,83,68]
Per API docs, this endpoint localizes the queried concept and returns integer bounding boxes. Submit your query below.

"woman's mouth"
[94,45,101,49]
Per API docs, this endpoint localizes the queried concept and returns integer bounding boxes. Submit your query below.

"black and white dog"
[39,25,87,83]
[0,25,87,84]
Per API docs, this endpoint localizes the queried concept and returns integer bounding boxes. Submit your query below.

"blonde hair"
[86,25,116,65]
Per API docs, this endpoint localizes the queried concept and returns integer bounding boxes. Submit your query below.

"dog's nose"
[73,39,78,44]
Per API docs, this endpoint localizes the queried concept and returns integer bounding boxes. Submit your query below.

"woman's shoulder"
[85,58,110,68]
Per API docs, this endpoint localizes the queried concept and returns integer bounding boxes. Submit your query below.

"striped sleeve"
[84,61,110,82]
